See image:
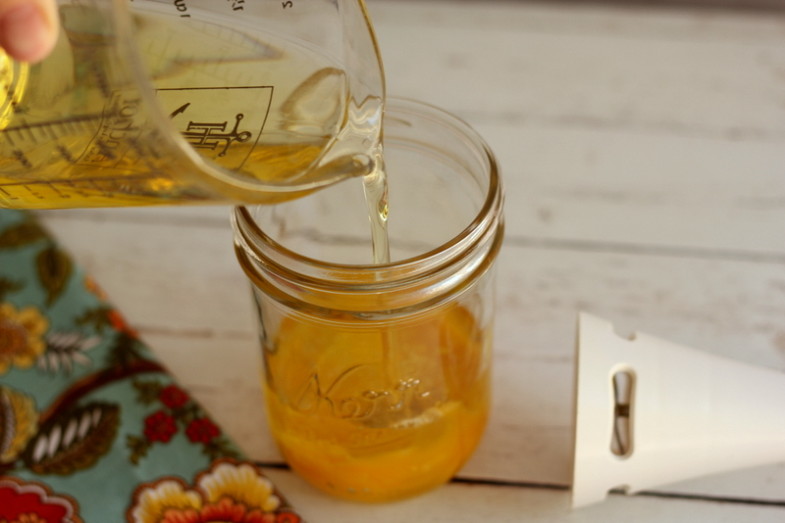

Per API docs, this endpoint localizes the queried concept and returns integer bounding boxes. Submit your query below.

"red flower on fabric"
[0,477,82,523]
[185,417,220,444]
[128,380,239,465]
[143,410,177,443]
[159,384,189,409]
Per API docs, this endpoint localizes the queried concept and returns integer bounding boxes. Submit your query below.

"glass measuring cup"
[233,99,505,502]
[0,0,384,209]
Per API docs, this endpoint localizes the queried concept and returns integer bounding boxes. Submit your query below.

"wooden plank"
[41,209,785,370]
[35,1,785,255]
[478,121,785,255]
[35,114,785,257]
[36,210,785,500]
[22,1,785,517]
[371,0,785,254]
[263,468,785,523]
[552,1,785,12]
[36,209,251,335]
[371,0,785,42]
[369,1,785,136]
[44,205,785,372]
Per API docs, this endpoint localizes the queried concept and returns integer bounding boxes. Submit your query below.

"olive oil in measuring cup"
[0,0,384,208]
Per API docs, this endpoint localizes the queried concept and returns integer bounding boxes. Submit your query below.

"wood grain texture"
[33,0,785,518]
[265,468,785,523]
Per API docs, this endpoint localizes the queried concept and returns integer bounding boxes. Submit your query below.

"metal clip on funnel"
[572,313,785,508]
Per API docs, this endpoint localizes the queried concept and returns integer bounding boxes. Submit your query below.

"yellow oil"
[262,304,490,502]
[362,155,391,265]
[0,3,381,208]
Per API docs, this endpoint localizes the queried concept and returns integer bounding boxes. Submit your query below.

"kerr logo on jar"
[293,367,434,422]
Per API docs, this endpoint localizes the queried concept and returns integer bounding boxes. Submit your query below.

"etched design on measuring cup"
[156,86,273,171]
[172,105,253,157]
[79,91,147,168]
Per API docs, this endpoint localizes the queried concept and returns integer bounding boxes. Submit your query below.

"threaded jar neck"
[232,98,504,315]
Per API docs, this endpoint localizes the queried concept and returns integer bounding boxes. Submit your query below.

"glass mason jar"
[232,98,504,502]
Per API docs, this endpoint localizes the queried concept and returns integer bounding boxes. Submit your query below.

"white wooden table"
[36,1,785,520]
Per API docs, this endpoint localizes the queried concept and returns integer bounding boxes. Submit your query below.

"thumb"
[0,0,58,63]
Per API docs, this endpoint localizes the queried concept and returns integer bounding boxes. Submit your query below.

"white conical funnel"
[571,312,785,508]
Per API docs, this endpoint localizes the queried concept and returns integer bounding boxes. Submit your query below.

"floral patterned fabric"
[0,210,302,523]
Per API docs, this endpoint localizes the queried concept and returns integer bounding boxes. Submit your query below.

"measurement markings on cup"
[1,114,106,147]
[1,114,109,172]
[0,174,162,201]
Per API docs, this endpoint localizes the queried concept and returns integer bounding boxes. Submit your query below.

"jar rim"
[232,97,503,287]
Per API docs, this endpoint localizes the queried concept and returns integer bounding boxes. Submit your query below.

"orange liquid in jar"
[262,303,490,502]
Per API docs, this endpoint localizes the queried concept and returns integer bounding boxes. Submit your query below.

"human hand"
[0,0,58,63]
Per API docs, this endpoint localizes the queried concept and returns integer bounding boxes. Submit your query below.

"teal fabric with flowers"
[0,210,301,522]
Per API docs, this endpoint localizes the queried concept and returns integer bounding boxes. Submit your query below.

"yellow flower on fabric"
[0,386,39,464]
[127,460,292,523]
[128,479,202,523]
[198,462,281,513]
[0,303,48,374]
